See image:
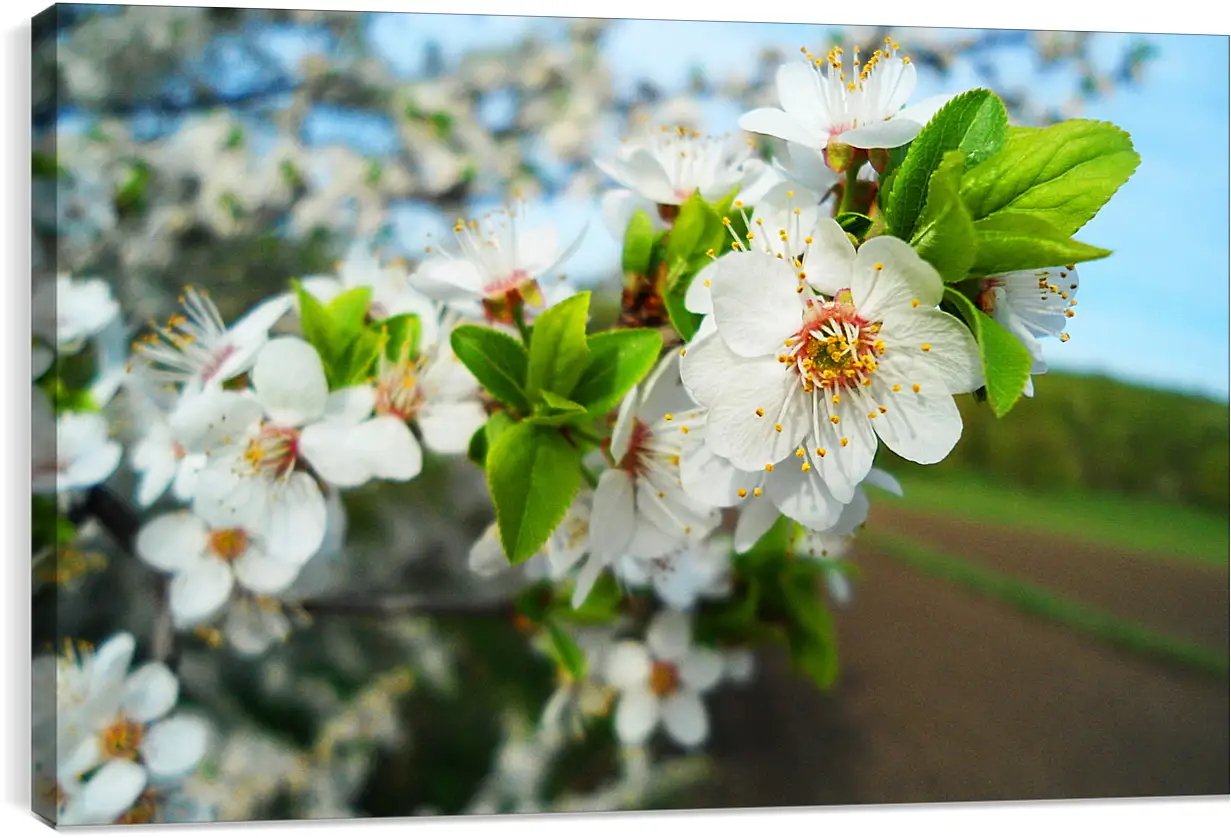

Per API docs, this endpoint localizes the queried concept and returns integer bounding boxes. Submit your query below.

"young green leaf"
[781,571,840,689]
[665,192,714,268]
[294,280,336,364]
[526,291,592,400]
[450,325,531,415]
[486,422,582,564]
[663,264,706,343]
[570,329,663,416]
[527,391,589,427]
[622,209,656,276]
[910,150,977,284]
[970,212,1112,275]
[885,89,1008,240]
[325,286,373,347]
[331,326,387,387]
[835,211,874,239]
[376,313,421,361]
[944,287,1034,418]
[960,119,1140,237]
[544,619,588,680]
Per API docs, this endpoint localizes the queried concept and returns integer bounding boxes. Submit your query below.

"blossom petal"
[570,553,607,610]
[604,641,652,690]
[684,260,719,316]
[806,391,878,504]
[349,416,424,482]
[591,469,636,562]
[61,759,147,826]
[299,424,372,488]
[765,454,845,531]
[879,309,982,394]
[136,511,209,573]
[610,385,640,464]
[419,400,487,455]
[468,524,510,577]
[679,648,724,692]
[840,118,925,150]
[169,558,233,627]
[597,149,676,205]
[233,546,302,594]
[410,257,486,303]
[869,363,963,465]
[732,495,782,553]
[261,471,327,563]
[318,386,376,428]
[739,107,818,148]
[614,688,659,746]
[680,442,756,508]
[709,250,802,358]
[646,610,692,661]
[850,236,943,317]
[141,715,209,780]
[600,188,660,241]
[864,466,904,497]
[661,691,708,748]
[253,337,328,427]
[170,389,263,454]
[802,217,857,296]
[120,661,179,723]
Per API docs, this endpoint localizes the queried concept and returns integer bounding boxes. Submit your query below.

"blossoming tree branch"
[34,34,1138,825]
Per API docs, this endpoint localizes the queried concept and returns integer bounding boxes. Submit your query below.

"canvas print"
[30,4,1230,827]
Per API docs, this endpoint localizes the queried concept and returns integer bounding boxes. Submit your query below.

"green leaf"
[959,119,1140,238]
[621,209,656,276]
[570,329,663,416]
[294,281,336,365]
[562,571,623,619]
[527,391,589,427]
[326,286,374,347]
[450,325,531,416]
[944,287,1034,418]
[32,151,61,180]
[486,422,582,564]
[910,151,977,284]
[885,89,1008,240]
[665,192,713,267]
[664,269,705,343]
[471,409,516,465]
[781,572,839,689]
[467,424,488,466]
[526,291,592,401]
[835,211,874,239]
[970,212,1112,276]
[332,327,386,387]
[376,313,421,361]
[544,619,587,680]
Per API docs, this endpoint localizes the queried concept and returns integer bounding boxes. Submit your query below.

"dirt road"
[688,509,1230,807]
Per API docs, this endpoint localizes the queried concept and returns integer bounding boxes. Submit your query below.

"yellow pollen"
[867,412,877,419]
[774,423,783,432]
[680,426,690,434]
[873,263,884,271]
[911,298,919,308]
[1060,333,1071,342]
[802,462,812,472]
[765,464,774,472]
[912,383,921,393]
[755,408,765,417]
[832,394,841,404]
[892,384,901,392]
[840,437,849,447]
[753,488,763,497]
[879,406,888,413]
[921,343,931,352]
[738,488,748,498]
[830,416,840,425]
[663,413,674,421]
[816,448,826,457]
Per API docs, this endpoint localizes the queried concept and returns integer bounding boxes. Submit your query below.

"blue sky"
[71,13,1231,399]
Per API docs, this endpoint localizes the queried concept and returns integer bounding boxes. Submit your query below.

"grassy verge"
[866,531,1230,681]
[872,469,1229,567]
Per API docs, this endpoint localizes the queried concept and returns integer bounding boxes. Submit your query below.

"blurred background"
[32,4,1229,819]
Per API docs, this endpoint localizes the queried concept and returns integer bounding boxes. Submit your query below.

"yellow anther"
[840,437,849,447]
[738,488,748,498]
[765,464,774,472]
[912,383,921,393]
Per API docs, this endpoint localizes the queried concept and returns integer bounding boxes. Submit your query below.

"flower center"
[242,425,300,479]
[649,660,681,697]
[781,294,884,392]
[209,527,249,562]
[481,279,544,324]
[374,357,426,421]
[100,717,144,760]
[618,419,655,475]
[130,286,232,385]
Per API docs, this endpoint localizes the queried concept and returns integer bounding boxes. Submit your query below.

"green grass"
[873,469,1229,567]
[866,531,1230,681]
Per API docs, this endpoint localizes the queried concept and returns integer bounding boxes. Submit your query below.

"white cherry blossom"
[188,337,421,563]
[410,202,586,324]
[129,286,292,395]
[32,274,120,351]
[591,352,721,581]
[46,632,209,827]
[603,611,723,748]
[740,40,956,158]
[681,219,981,515]
[613,537,732,612]
[976,265,1080,396]
[32,389,122,495]
[136,510,306,629]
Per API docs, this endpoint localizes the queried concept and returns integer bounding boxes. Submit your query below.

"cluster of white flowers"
[33,633,209,825]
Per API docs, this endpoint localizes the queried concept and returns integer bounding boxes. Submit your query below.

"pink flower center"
[649,660,681,697]
[781,293,885,393]
[242,425,300,480]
